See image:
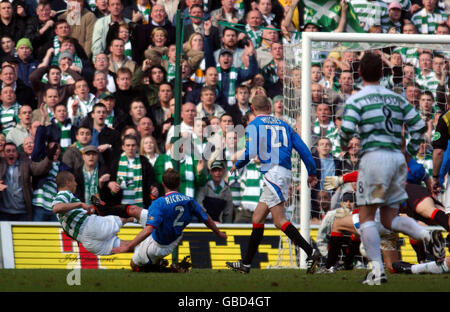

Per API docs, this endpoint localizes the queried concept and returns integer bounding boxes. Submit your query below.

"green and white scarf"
[88,0,96,10]
[53,36,61,56]
[56,119,72,151]
[313,119,336,138]
[45,104,54,120]
[245,24,262,49]
[117,153,144,208]
[328,127,341,159]
[217,65,238,105]
[83,166,98,205]
[164,55,176,82]
[0,102,20,135]
[73,141,84,151]
[124,40,132,59]
[41,72,72,85]
[106,110,114,128]
[164,153,195,197]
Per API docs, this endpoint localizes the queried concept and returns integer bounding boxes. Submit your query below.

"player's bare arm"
[112,225,154,254]
[52,202,92,214]
[432,147,445,194]
[204,215,227,239]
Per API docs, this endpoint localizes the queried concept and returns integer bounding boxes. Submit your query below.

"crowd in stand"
[0,0,448,227]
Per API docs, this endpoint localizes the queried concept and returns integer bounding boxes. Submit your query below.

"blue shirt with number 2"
[146,192,208,245]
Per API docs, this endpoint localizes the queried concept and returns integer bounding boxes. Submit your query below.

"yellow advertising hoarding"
[1,222,446,269]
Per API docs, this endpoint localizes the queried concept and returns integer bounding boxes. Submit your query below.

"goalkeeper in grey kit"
[339,52,443,285]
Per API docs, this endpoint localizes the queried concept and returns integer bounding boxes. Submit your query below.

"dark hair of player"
[162,168,181,191]
[359,52,382,82]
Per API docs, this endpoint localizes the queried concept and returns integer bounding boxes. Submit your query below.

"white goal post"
[292,32,450,269]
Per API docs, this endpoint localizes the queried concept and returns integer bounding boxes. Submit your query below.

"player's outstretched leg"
[90,195,129,217]
[91,195,144,222]
[394,257,450,274]
[392,261,413,274]
[387,213,446,261]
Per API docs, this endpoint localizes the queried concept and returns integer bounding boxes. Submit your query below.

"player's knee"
[273,218,288,229]
[331,218,341,232]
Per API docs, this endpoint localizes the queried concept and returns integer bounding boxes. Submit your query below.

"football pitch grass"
[0,268,449,292]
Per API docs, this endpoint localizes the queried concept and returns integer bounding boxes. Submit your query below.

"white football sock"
[390,216,430,242]
[412,261,449,274]
[360,221,384,274]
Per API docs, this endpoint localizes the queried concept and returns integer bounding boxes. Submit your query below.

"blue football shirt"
[235,115,316,175]
[146,192,208,245]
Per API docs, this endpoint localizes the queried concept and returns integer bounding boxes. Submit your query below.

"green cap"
[99,92,115,100]
[16,38,33,51]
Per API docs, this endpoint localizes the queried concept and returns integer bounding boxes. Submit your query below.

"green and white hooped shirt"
[52,190,88,240]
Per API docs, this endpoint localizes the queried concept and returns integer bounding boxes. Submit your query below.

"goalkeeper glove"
[323,176,344,191]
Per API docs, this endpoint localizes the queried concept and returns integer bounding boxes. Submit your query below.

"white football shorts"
[132,234,183,266]
[260,166,292,209]
[78,215,123,256]
[356,149,408,207]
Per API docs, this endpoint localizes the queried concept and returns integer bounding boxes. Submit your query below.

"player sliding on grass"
[52,171,138,256]
[94,168,227,272]
[339,51,440,285]
[226,94,321,274]
[393,257,450,274]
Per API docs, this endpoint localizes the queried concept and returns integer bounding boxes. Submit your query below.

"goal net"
[271,32,450,269]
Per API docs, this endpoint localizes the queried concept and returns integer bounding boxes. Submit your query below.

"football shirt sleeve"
[146,200,163,228]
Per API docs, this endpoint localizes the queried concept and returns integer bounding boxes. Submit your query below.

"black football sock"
[99,204,130,218]
[410,238,427,263]
[431,209,450,231]
[281,222,313,257]
[326,232,344,269]
[344,235,360,269]
[242,224,264,266]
